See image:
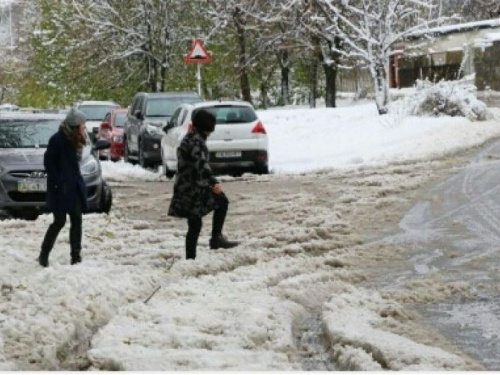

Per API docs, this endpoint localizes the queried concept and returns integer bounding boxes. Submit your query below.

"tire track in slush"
[461,160,500,245]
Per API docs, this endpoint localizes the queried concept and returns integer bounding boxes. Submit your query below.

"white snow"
[1,87,499,370]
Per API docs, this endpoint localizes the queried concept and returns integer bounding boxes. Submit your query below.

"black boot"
[71,249,82,265]
[209,234,239,250]
[38,250,49,267]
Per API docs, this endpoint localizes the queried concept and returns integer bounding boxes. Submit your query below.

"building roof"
[409,18,500,39]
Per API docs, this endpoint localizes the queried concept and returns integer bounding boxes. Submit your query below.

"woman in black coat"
[38,108,88,267]
[168,109,239,259]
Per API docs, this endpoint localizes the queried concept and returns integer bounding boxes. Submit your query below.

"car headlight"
[145,124,162,136]
[80,158,99,176]
[113,134,123,143]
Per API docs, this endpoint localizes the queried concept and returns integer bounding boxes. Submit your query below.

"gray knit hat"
[64,108,87,128]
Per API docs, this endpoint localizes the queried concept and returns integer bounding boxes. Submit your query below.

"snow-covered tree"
[313,0,445,114]
[440,0,499,21]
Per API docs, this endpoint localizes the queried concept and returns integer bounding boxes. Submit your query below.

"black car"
[123,92,202,168]
[0,112,112,220]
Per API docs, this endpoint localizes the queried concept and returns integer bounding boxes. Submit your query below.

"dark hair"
[192,109,216,132]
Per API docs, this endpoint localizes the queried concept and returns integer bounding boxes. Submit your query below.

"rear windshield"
[146,97,201,117]
[78,105,119,121]
[114,112,126,127]
[194,105,257,124]
[0,120,60,148]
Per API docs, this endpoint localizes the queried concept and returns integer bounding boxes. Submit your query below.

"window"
[194,106,257,124]
[0,120,60,148]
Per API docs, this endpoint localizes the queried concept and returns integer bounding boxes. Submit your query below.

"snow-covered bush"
[405,79,493,121]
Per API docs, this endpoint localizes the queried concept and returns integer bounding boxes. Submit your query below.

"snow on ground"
[1,95,500,370]
[100,160,163,183]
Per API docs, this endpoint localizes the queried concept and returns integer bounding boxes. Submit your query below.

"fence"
[336,68,374,94]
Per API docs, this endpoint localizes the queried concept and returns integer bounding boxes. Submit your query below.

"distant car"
[123,92,202,168]
[76,100,120,141]
[97,108,127,161]
[0,112,112,220]
[160,101,269,178]
[0,104,19,112]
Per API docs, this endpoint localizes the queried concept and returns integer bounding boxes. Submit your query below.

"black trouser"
[41,198,83,260]
[186,192,228,259]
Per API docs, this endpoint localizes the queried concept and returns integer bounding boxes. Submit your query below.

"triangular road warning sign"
[185,38,212,64]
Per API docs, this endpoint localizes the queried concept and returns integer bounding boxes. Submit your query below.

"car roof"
[189,100,254,109]
[138,92,201,99]
[0,112,66,121]
[78,100,119,106]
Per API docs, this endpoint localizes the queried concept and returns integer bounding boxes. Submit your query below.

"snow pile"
[100,160,164,182]
[404,80,493,121]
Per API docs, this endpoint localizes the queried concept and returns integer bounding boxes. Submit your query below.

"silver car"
[0,112,112,220]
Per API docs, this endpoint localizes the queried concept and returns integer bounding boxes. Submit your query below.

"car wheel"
[100,181,112,214]
[139,139,149,169]
[254,165,269,175]
[11,209,39,221]
[165,166,175,179]
[124,139,131,163]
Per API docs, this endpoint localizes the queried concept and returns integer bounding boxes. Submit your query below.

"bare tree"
[46,0,204,93]
[313,0,445,115]
[441,0,499,21]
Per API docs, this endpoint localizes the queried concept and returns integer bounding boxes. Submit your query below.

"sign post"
[184,38,212,97]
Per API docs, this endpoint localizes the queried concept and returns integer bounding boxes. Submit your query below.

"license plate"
[18,180,47,192]
[215,151,241,158]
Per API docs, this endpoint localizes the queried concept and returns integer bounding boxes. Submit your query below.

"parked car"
[0,112,112,220]
[0,103,19,112]
[76,100,120,141]
[123,92,202,168]
[97,108,127,161]
[160,101,269,178]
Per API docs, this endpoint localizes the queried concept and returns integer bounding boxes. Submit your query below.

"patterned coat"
[168,131,219,218]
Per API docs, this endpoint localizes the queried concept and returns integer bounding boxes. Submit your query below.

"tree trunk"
[309,35,321,108]
[278,50,290,106]
[234,8,252,104]
[160,54,167,92]
[309,60,318,108]
[260,82,268,109]
[323,63,337,108]
[372,60,389,115]
[323,38,341,108]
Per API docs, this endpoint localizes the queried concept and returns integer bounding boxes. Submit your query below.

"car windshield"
[0,120,60,148]
[78,105,119,121]
[146,97,201,117]
[114,112,126,127]
[194,106,258,124]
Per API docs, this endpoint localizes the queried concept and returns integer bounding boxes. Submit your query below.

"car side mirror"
[134,110,143,120]
[93,139,111,151]
[163,122,174,133]
[100,121,110,130]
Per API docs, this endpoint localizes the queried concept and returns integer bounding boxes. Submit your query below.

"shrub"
[405,79,493,121]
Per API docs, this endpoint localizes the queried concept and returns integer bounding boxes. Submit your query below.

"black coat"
[44,130,88,213]
[168,131,218,218]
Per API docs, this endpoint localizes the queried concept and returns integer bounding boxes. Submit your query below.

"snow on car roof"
[0,112,66,121]
[191,100,254,108]
[78,101,120,106]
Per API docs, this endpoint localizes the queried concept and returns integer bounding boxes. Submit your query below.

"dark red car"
[98,108,127,161]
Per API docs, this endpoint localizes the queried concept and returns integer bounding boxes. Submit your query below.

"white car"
[0,103,19,112]
[160,101,269,177]
[76,100,120,140]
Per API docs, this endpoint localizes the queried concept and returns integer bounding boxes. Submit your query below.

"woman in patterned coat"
[168,109,239,259]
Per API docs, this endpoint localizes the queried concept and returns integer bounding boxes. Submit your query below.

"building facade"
[391,19,500,91]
